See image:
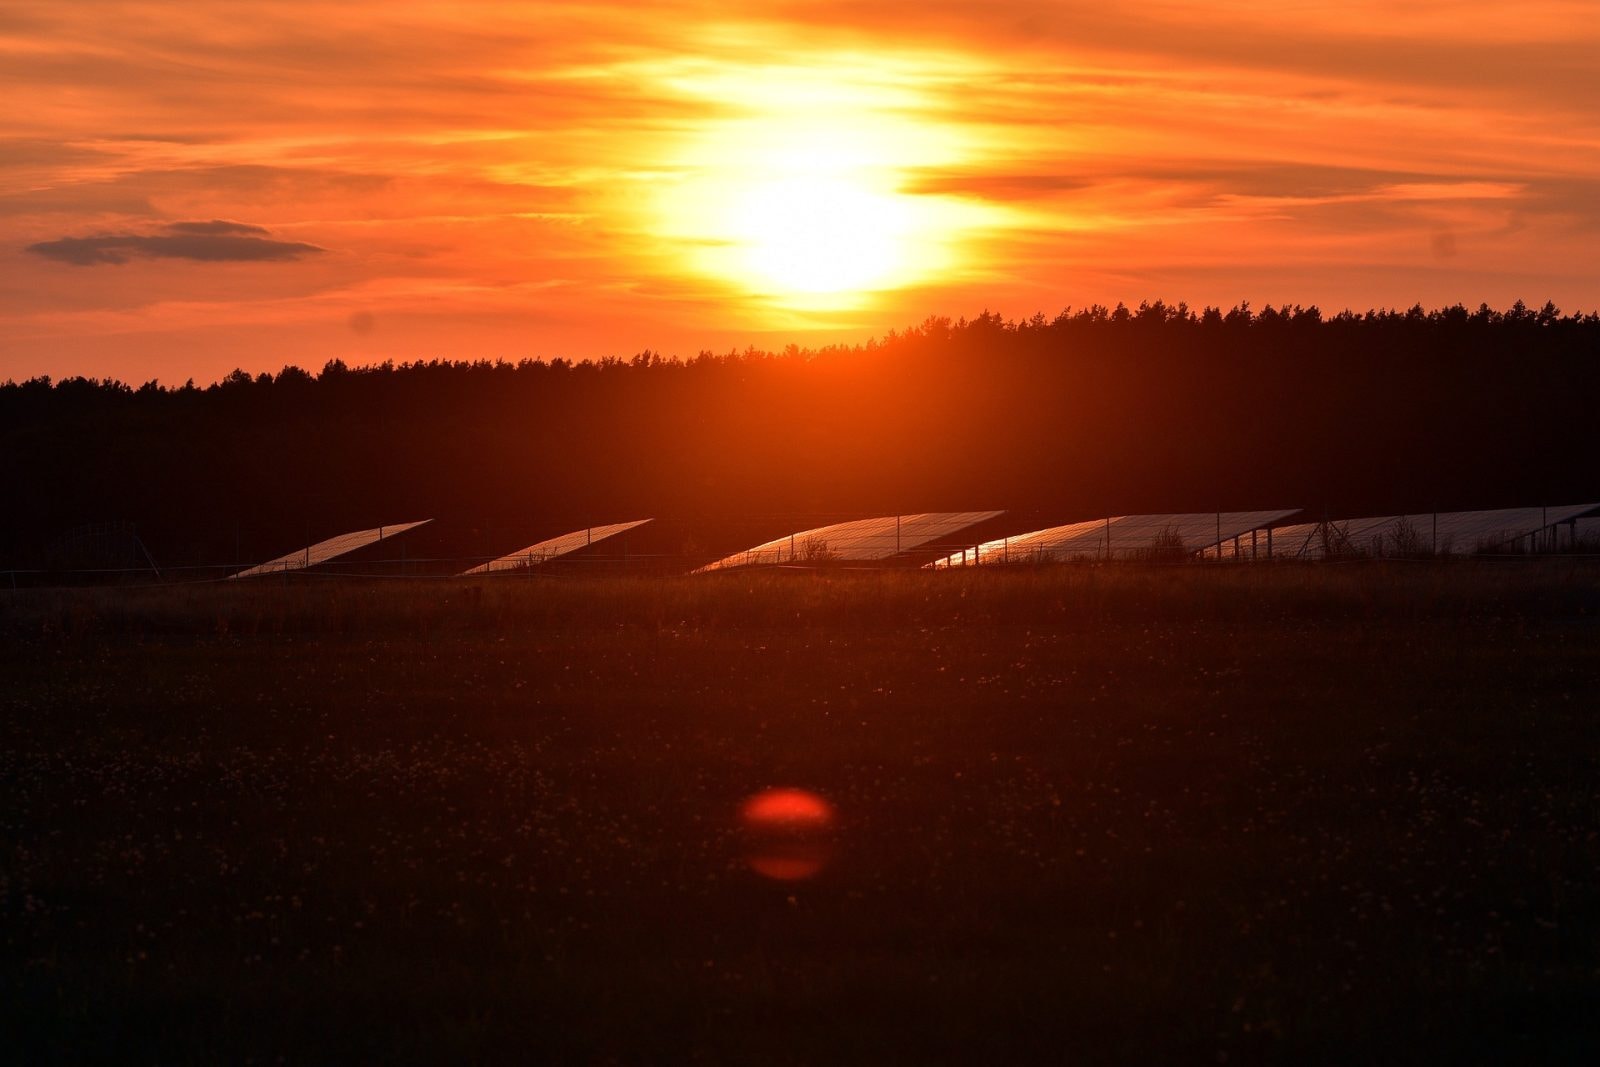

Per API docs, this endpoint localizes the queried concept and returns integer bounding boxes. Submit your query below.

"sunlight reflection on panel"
[697,511,1003,572]
[741,788,836,882]
[1266,504,1600,559]
[229,520,432,579]
[459,519,652,575]
[931,511,1298,566]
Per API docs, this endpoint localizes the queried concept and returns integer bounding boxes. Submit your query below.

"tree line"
[4,301,1598,570]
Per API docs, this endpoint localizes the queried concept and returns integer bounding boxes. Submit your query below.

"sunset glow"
[2,2,1597,382]
[724,175,914,299]
[648,60,993,307]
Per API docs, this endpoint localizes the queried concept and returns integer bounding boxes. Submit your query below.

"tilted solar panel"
[1267,505,1599,559]
[230,520,432,579]
[931,518,1105,567]
[932,511,1300,567]
[697,512,1003,572]
[460,519,653,575]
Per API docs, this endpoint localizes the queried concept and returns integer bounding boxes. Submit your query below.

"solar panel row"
[229,520,433,579]
[931,511,1299,567]
[695,512,1004,572]
[1267,505,1599,560]
[231,505,1600,577]
[460,520,653,575]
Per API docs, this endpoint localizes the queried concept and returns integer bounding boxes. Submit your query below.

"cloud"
[0,185,157,218]
[907,171,1095,200]
[0,138,116,170]
[25,221,325,265]
[163,219,272,236]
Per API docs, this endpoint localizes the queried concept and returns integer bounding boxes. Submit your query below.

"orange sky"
[3,1,1597,384]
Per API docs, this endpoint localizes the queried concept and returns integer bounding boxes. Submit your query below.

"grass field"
[4,565,1600,1064]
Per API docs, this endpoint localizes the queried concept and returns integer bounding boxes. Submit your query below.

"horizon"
[6,297,1592,391]
[4,2,1598,385]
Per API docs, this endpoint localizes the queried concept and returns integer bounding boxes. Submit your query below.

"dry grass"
[8,559,1600,637]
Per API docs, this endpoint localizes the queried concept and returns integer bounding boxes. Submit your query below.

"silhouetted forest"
[4,301,1598,572]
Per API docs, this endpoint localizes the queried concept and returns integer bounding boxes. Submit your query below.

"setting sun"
[643,59,999,310]
[658,116,993,310]
[729,174,912,296]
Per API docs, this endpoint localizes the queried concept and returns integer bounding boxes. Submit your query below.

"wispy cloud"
[26,221,325,265]
[163,219,272,236]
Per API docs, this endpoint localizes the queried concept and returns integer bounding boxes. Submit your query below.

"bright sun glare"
[646,57,995,310]
[729,174,914,295]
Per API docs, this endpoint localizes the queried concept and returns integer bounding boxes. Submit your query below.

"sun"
[664,128,966,309]
[640,58,999,311]
[728,174,914,295]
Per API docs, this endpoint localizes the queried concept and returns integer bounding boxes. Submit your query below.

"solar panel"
[229,520,432,579]
[460,519,653,575]
[931,511,1300,567]
[1266,505,1600,559]
[696,511,1004,571]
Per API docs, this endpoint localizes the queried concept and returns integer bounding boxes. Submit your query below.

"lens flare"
[740,787,836,881]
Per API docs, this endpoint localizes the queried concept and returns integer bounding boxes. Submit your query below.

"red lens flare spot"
[742,788,835,829]
[740,788,836,881]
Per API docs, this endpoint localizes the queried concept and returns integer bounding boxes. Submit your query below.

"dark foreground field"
[4,566,1599,1064]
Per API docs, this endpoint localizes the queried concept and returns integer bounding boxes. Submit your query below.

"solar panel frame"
[230,519,433,579]
[931,510,1301,567]
[696,511,1005,571]
[1266,505,1600,559]
[460,519,653,575]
